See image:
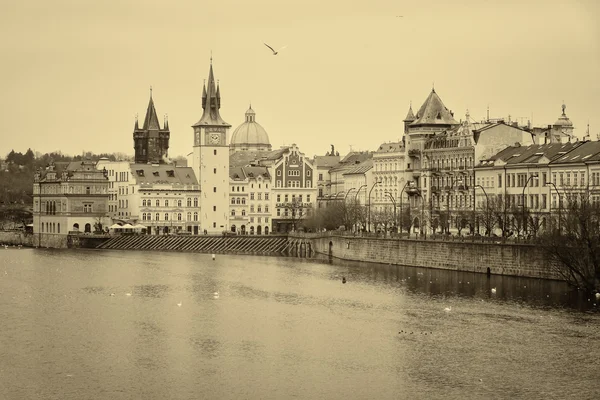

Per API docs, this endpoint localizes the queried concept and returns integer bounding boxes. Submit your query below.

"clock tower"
[192,60,231,234]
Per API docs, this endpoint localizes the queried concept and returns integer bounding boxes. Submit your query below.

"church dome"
[554,104,573,127]
[230,106,271,149]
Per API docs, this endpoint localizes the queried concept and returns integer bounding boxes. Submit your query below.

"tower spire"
[193,59,230,127]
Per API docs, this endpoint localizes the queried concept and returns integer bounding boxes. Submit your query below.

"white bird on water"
[444,307,452,312]
[177,301,182,307]
[126,293,132,297]
[491,288,497,294]
[213,291,220,299]
[264,43,287,55]
[595,292,600,300]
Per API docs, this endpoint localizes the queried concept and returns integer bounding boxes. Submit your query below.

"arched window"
[156,199,160,207]
[165,200,169,207]
[177,213,182,221]
[147,213,152,221]
[187,198,192,207]
[177,200,182,207]
[193,198,198,207]
[258,205,262,213]
[57,223,60,233]
[242,198,246,205]
[193,212,198,221]
[236,198,240,204]
[187,212,191,221]
[242,210,246,216]
[231,210,236,216]
[155,213,160,221]
[231,198,236,204]
[142,200,146,207]
[165,213,169,221]
[142,213,146,220]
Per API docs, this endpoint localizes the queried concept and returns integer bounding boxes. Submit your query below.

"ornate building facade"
[33,160,110,245]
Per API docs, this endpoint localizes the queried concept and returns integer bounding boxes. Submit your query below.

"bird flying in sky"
[264,43,287,55]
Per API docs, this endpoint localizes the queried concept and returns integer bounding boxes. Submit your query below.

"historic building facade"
[33,160,110,239]
[229,165,272,235]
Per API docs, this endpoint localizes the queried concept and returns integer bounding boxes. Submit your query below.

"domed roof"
[230,106,271,146]
[554,104,573,127]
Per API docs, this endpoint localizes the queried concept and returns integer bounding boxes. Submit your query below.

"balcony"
[408,149,421,159]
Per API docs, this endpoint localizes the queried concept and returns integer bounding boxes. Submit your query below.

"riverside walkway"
[95,234,291,255]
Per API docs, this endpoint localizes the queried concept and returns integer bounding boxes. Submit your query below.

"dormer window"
[166,170,175,177]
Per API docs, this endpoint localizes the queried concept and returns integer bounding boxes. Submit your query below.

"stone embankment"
[95,234,291,255]
[290,232,562,280]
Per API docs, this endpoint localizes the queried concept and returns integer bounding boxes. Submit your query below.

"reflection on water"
[316,254,598,312]
[0,248,598,400]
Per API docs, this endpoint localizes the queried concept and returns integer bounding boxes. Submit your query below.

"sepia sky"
[1,0,598,160]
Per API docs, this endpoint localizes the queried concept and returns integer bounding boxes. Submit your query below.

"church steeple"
[193,62,230,127]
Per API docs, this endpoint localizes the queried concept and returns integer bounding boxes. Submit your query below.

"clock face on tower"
[209,133,220,145]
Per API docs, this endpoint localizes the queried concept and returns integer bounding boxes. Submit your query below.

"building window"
[177,213,182,221]
[165,213,169,221]
[213,206,216,212]
[187,198,192,207]
[178,200,182,207]
[187,212,191,221]
[307,170,311,176]
[156,213,160,221]
[214,150,217,155]
[194,198,198,207]
[231,198,236,205]
[165,200,169,207]
[231,210,236,216]
[213,187,217,193]
[156,199,160,207]
[242,210,246,216]
[277,170,281,176]
[250,193,255,200]
[83,204,92,213]
[86,186,91,194]
[213,222,216,228]
[193,212,198,221]
[265,205,269,213]
[242,198,246,205]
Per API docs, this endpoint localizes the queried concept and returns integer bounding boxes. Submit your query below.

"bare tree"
[539,192,600,294]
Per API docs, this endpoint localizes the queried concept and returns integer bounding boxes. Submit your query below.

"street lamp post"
[474,185,489,236]
[367,179,381,232]
[399,180,411,234]
[354,184,367,232]
[384,191,397,233]
[445,176,463,234]
[546,181,561,233]
[522,174,538,235]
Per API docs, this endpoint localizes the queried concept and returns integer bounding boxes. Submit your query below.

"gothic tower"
[192,60,231,234]
[133,89,170,164]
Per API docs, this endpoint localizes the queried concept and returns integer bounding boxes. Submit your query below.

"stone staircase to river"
[96,234,292,255]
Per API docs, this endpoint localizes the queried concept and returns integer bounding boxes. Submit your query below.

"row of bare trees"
[300,193,599,294]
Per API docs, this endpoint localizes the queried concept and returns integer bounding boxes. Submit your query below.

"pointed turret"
[193,63,230,127]
[411,88,459,127]
[403,102,416,134]
[134,114,139,130]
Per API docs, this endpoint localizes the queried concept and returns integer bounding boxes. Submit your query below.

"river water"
[1,248,598,400]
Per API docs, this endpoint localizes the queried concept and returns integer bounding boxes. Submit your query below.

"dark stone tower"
[133,89,170,164]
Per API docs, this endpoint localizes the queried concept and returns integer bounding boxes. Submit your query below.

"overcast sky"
[1,0,598,159]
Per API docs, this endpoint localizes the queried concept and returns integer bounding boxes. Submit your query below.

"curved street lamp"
[399,180,412,234]
[545,181,560,233]
[367,179,381,232]
[474,184,489,236]
[384,191,397,232]
[354,184,367,232]
[522,174,538,234]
